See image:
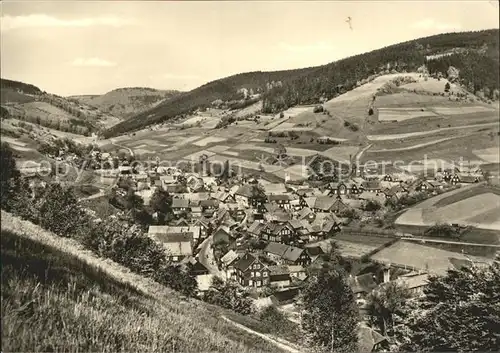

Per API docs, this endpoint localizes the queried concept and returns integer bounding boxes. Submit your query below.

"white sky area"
[1,1,498,96]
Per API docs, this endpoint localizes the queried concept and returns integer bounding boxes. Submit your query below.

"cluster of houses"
[104,161,486,296]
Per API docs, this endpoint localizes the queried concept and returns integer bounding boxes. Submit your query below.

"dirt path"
[110,139,135,157]
[368,136,463,153]
[402,237,500,247]
[198,235,225,280]
[77,189,106,202]
[367,121,499,141]
[220,315,303,353]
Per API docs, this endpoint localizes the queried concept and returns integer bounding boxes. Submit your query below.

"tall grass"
[1,212,286,352]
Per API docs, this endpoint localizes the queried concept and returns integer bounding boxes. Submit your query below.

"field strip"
[367,122,499,141]
[219,150,239,156]
[233,144,275,154]
[10,145,35,152]
[193,136,226,147]
[474,147,500,163]
[207,145,231,153]
[174,135,203,146]
[182,150,216,161]
[1,136,27,146]
[368,136,463,152]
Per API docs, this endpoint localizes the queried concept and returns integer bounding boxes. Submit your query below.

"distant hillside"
[1,78,43,96]
[70,87,181,119]
[103,29,499,138]
[1,78,122,134]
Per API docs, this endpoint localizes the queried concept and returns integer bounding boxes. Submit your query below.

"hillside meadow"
[1,211,288,353]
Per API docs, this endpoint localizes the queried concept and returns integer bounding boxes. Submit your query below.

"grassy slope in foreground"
[0,211,285,353]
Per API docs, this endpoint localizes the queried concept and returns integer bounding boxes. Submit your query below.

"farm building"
[233,252,270,288]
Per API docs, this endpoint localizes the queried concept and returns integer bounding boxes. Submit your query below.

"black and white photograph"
[1,1,499,352]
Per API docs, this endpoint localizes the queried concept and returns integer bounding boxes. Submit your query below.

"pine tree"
[301,264,359,352]
[398,261,500,352]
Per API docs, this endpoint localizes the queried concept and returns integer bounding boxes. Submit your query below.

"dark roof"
[348,273,378,294]
[457,174,482,183]
[235,185,253,198]
[189,259,209,274]
[314,196,335,211]
[154,232,192,243]
[358,325,387,352]
[306,246,324,256]
[268,265,290,275]
[287,220,304,230]
[263,222,287,235]
[264,242,289,256]
[362,180,382,190]
[298,207,314,220]
[200,199,219,207]
[268,194,291,201]
[283,246,305,262]
[234,252,257,272]
[172,198,189,208]
[270,273,291,282]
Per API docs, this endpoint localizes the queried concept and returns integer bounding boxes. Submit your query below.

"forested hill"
[1,78,43,95]
[103,29,499,138]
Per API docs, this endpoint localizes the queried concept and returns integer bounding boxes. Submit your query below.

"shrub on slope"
[0,219,285,353]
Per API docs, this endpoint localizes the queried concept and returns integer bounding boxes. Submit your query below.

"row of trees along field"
[427,50,500,99]
[6,108,94,136]
[262,31,499,113]
[1,142,499,352]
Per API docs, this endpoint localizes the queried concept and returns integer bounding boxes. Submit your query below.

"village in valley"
[1,2,499,352]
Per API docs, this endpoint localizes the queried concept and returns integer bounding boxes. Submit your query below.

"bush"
[362,200,382,212]
[202,278,254,315]
[2,154,197,299]
[424,223,461,239]
[313,105,324,113]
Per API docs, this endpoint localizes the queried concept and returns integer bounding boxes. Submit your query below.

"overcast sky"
[1,1,498,96]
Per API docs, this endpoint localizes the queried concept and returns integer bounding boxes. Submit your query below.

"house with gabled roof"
[211,191,235,203]
[327,181,348,195]
[174,218,191,227]
[313,196,336,213]
[287,265,307,281]
[305,246,324,263]
[358,191,386,205]
[415,180,434,192]
[348,273,378,300]
[150,231,193,262]
[234,184,253,207]
[289,198,302,212]
[193,217,211,239]
[362,180,381,193]
[248,220,266,237]
[263,183,287,195]
[297,207,316,222]
[268,266,292,288]
[327,196,348,214]
[261,222,298,244]
[268,194,291,209]
[234,252,270,288]
[456,173,483,184]
[282,246,311,266]
[172,198,190,215]
[220,249,240,279]
[264,242,289,263]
